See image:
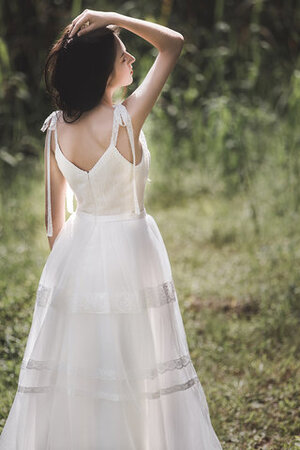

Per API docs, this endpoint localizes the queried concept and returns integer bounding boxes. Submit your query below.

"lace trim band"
[20,354,192,381]
[17,376,200,401]
[35,279,177,313]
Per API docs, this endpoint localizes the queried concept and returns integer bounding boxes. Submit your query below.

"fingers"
[77,20,92,37]
[69,11,90,38]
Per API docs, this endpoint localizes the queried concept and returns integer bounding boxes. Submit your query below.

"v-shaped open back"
[40,103,151,237]
[54,104,144,174]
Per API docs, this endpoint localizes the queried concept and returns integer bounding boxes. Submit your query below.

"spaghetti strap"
[40,110,74,237]
[111,103,140,215]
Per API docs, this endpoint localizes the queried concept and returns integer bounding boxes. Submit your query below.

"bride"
[0,9,223,449]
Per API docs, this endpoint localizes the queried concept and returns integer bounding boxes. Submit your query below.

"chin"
[122,78,133,87]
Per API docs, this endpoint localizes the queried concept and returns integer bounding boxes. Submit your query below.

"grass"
[147,160,300,448]
[0,150,300,449]
[150,194,300,449]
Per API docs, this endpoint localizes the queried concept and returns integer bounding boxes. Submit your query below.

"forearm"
[46,228,60,251]
[110,12,184,53]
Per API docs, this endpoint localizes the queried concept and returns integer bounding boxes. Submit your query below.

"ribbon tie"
[40,110,74,237]
[41,110,59,132]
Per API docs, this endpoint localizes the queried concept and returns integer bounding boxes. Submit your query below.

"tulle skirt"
[0,208,222,449]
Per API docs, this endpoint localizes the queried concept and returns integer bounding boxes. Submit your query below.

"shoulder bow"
[40,110,60,133]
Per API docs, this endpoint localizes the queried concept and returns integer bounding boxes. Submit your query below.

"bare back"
[54,103,143,172]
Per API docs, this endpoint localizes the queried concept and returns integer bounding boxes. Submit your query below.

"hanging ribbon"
[40,110,74,237]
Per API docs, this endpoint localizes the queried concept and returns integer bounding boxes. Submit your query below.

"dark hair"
[44,23,121,123]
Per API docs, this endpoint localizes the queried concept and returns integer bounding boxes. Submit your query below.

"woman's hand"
[69,10,115,38]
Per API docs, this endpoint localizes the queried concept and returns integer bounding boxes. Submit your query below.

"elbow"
[162,33,184,55]
[173,33,184,53]
[176,32,184,42]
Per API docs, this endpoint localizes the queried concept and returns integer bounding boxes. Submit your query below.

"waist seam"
[74,207,147,222]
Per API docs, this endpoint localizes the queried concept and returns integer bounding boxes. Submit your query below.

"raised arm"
[69,10,184,131]
[112,13,184,130]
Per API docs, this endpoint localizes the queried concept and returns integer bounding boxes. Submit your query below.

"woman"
[0,9,223,449]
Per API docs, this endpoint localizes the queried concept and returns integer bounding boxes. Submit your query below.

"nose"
[128,53,135,64]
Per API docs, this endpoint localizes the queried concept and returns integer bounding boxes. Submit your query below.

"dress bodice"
[41,103,151,236]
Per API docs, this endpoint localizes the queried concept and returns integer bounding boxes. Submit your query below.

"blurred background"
[0,0,300,447]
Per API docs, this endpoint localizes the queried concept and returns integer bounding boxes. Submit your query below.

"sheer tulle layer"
[0,210,222,449]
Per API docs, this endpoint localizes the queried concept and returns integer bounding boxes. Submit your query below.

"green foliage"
[0,0,299,187]
[0,1,300,446]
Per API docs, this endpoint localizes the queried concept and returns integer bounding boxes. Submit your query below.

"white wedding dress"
[0,103,223,449]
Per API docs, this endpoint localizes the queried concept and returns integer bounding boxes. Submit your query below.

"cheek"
[121,64,129,75]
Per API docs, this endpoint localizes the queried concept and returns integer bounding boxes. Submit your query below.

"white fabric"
[40,104,145,236]
[0,102,222,449]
